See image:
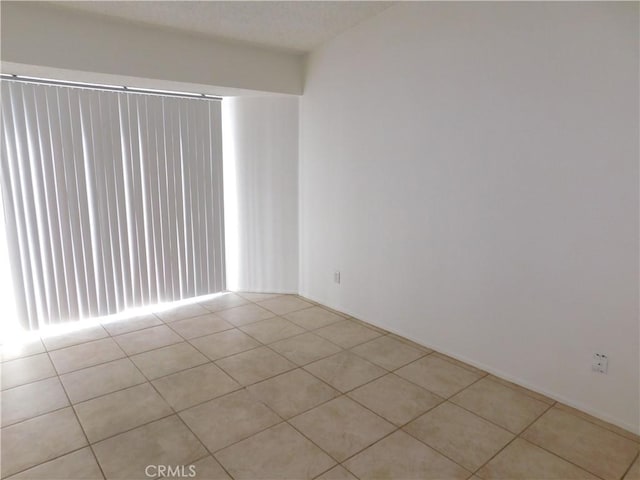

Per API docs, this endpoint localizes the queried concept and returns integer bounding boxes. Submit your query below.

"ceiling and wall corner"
[50,1,395,54]
[0,1,393,96]
[0,1,304,95]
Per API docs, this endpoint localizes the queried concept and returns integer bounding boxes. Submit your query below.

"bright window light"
[222,99,240,291]
[2,291,230,348]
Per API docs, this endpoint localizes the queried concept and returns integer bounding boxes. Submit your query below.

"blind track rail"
[0,74,222,100]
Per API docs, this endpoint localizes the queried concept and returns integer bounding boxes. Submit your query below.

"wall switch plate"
[334,271,341,284]
[592,353,608,374]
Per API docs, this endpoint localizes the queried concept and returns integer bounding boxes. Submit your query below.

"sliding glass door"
[0,80,225,330]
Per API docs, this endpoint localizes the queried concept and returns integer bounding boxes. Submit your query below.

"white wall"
[223,96,299,293]
[300,2,639,433]
[1,1,303,95]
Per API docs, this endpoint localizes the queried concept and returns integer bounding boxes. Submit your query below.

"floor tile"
[60,358,146,403]
[155,303,211,323]
[153,363,241,410]
[290,396,395,462]
[215,422,335,479]
[239,316,305,344]
[348,374,442,426]
[130,341,208,380]
[284,306,344,330]
[0,407,87,478]
[395,355,481,397]
[169,313,234,339]
[0,338,45,362]
[74,383,172,442]
[314,320,382,349]
[624,455,640,480]
[257,296,314,315]
[404,402,513,471]
[1,353,56,389]
[190,329,260,360]
[4,296,635,480]
[477,438,598,479]
[199,292,249,312]
[101,313,163,336]
[7,447,103,479]
[93,415,207,480]
[49,338,125,374]
[113,325,182,355]
[179,390,281,452]
[270,332,342,366]
[351,335,425,370]
[304,351,386,393]
[216,346,295,385]
[451,377,549,433]
[1,377,69,427]
[217,304,275,326]
[248,368,339,418]
[237,292,282,302]
[522,407,639,480]
[315,465,357,480]
[42,326,109,351]
[179,456,231,479]
[343,430,469,480]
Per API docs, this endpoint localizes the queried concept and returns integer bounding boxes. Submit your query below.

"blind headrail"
[0,74,223,101]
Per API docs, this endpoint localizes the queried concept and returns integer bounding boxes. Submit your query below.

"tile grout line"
[620,451,639,480]
[0,359,543,480]
[164,296,307,479]
[43,346,109,480]
[329,374,493,476]
[250,332,482,475]
[0,445,96,480]
[468,400,599,479]
[3,293,638,479]
[2,307,347,428]
[3,325,414,414]
[180,297,368,477]
[253,306,629,479]
[0,296,333,478]
[334,392,472,473]
[3,307,216,478]
[93,309,233,480]
[506,437,609,480]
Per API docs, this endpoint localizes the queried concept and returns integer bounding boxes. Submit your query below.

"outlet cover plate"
[592,353,608,374]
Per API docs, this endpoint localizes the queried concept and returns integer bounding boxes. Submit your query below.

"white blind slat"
[1,86,35,326]
[44,87,74,320]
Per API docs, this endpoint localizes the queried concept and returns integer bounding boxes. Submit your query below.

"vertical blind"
[0,80,225,330]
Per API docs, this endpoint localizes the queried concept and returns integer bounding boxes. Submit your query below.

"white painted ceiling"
[52,1,394,53]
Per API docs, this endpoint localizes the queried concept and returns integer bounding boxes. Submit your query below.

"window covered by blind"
[0,80,225,330]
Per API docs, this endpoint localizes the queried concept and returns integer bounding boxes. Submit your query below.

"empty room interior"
[0,1,638,479]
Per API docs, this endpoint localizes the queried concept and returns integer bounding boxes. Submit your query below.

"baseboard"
[299,291,640,437]
[228,289,300,295]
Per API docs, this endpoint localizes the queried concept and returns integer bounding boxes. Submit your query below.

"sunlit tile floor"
[1,293,638,479]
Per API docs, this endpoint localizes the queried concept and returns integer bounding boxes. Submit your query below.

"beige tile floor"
[1,292,638,480]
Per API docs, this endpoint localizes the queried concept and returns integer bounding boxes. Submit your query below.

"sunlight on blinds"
[0,81,225,330]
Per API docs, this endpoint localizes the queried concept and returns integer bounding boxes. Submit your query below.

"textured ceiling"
[52,1,394,53]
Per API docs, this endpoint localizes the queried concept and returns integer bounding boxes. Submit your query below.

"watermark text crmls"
[145,465,196,478]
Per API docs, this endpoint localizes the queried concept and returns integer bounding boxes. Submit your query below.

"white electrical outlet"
[592,353,608,374]
[334,271,341,284]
